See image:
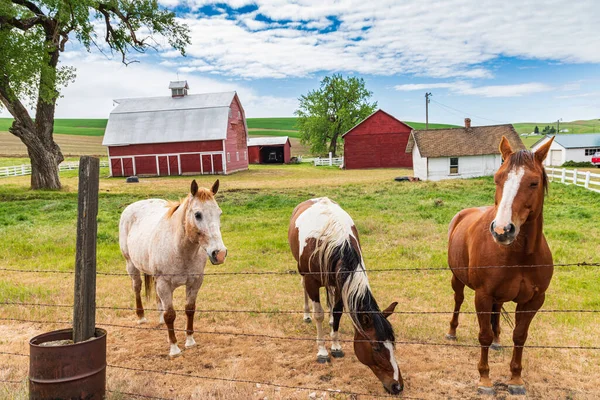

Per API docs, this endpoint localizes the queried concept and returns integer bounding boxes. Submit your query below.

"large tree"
[295,74,377,157]
[0,1,190,189]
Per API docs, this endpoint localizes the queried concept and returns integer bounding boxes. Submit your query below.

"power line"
[430,99,508,124]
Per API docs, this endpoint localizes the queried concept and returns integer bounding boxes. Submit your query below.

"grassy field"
[513,120,600,135]
[0,163,599,399]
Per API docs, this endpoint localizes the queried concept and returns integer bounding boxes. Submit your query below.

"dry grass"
[0,132,105,157]
[0,165,599,399]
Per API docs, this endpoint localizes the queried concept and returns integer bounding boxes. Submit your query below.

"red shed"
[342,109,413,169]
[247,137,292,164]
[102,81,249,177]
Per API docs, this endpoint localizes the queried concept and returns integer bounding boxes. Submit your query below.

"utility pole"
[557,118,562,133]
[425,92,432,129]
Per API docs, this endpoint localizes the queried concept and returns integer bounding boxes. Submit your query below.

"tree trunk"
[28,138,63,190]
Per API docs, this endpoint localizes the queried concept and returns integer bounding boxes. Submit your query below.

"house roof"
[532,133,600,149]
[341,109,414,137]
[102,91,237,146]
[247,136,290,146]
[406,124,525,158]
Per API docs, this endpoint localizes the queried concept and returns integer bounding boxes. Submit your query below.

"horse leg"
[330,298,344,358]
[184,277,203,349]
[475,292,495,395]
[312,298,329,363]
[156,279,180,357]
[507,294,545,395]
[327,287,335,327]
[302,277,311,323]
[157,292,165,324]
[127,261,146,324]
[446,274,465,340]
[490,302,502,351]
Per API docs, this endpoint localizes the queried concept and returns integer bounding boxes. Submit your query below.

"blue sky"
[6,0,599,126]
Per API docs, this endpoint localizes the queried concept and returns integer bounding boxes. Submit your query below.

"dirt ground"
[0,132,106,157]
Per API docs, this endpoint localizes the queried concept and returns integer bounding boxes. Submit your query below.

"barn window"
[450,158,459,174]
[227,152,230,163]
[236,152,239,161]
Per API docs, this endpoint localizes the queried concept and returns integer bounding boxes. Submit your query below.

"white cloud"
[395,81,552,97]
[152,0,600,80]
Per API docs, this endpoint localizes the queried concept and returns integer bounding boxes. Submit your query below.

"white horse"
[119,180,227,357]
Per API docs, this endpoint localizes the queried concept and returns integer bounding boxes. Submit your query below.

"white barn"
[405,119,525,181]
[531,134,600,166]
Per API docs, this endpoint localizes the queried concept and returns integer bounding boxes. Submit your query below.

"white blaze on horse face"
[494,167,524,230]
[384,341,399,382]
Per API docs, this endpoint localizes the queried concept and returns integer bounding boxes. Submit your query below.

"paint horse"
[119,180,227,357]
[289,198,403,395]
[447,137,554,395]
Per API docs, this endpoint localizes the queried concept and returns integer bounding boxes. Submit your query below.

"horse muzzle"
[383,381,403,395]
[490,221,517,245]
[208,249,227,265]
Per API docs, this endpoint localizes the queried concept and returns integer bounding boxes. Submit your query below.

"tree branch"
[0,15,44,31]
[11,0,45,16]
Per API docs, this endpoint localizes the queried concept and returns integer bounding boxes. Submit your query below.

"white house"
[405,118,526,181]
[531,134,600,166]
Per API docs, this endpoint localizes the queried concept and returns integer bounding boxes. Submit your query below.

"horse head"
[353,302,403,395]
[186,179,227,265]
[490,136,554,245]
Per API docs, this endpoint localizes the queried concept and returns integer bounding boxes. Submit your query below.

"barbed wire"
[1,317,598,350]
[0,261,598,277]
[1,300,599,316]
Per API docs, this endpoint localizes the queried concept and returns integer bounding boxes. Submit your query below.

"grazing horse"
[289,197,403,395]
[447,136,554,395]
[119,180,227,357]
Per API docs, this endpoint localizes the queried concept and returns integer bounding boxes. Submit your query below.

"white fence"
[0,161,109,178]
[313,152,344,167]
[547,167,600,194]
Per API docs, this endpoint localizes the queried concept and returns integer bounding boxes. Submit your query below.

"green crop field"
[0,118,106,136]
[0,164,599,399]
[513,120,600,135]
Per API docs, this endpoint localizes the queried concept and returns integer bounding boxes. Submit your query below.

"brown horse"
[289,197,403,395]
[447,136,554,395]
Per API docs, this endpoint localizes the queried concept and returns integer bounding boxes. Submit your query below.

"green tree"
[0,1,190,189]
[534,125,539,134]
[295,74,377,156]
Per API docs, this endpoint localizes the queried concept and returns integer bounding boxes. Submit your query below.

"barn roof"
[247,136,291,146]
[406,124,525,158]
[102,91,237,146]
[341,109,414,137]
[532,133,600,149]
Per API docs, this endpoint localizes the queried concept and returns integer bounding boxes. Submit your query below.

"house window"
[227,152,230,163]
[236,152,239,161]
[450,157,459,174]
[585,148,600,156]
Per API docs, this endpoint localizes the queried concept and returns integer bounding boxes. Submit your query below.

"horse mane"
[165,189,215,218]
[505,150,549,194]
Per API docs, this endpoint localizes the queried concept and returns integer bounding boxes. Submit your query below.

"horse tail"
[143,273,154,301]
[501,305,514,329]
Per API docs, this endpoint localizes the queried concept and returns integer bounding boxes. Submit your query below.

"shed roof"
[247,136,290,146]
[103,91,237,146]
[533,133,600,149]
[406,124,525,158]
[341,109,414,137]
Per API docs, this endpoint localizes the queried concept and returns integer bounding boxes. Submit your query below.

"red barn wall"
[343,110,413,169]
[283,141,291,163]
[248,146,261,164]
[224,95,249,173]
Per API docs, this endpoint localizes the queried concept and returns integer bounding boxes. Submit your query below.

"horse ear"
[535,136,554,163]
[190,180,198,196]
[359,313,373,328]
[499,136,513,160]
[211,179,220,195]
[382,302,398,319]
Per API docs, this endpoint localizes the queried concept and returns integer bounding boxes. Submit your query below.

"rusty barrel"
[29,328,107,400]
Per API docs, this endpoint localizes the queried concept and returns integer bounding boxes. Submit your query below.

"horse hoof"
[303,317,312,323]
[331,349,344,358]
[508,385,526,395]
[445,334,457,341]
[490,342,502,351]
[477,386,495,395]
[185,338,197,348]
[137,317,147,325]
[316,355,330,364]
[169,344,182,358]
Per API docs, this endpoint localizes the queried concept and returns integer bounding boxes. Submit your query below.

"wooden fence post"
[573,169,578,185]
[561,168,566,183]
[585,171,591,189]
[73,156,100,343]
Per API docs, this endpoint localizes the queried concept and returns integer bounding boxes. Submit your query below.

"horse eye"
[373,344,381,352]
[194,212,203,220]
[530,182,539,188]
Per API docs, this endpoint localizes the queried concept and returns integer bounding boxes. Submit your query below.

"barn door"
[550,150,561,166]
[168,155,180,175]
[122,157,134,176]
[110,158,123,177]
[213,154,223,174]
[157,156,168,176]
[201,154,213,174]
